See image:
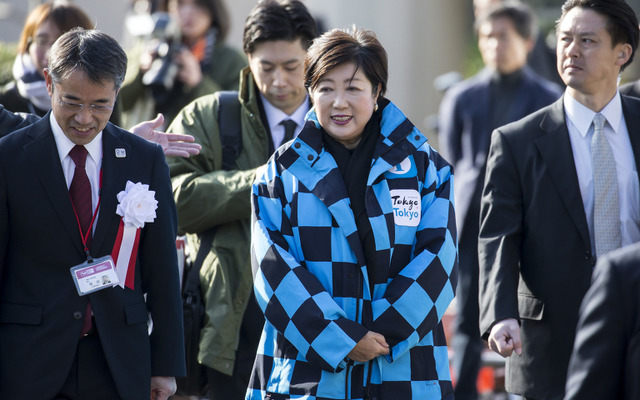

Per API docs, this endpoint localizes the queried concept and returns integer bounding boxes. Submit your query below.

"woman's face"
[310,62,379,149]
[171,0,212,43]
[28,18,62,77]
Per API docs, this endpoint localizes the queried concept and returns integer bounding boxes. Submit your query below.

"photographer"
[119,0,246,129]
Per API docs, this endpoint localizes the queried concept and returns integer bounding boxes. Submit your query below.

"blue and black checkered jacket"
[248,99,457,400]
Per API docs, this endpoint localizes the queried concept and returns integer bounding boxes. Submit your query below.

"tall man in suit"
[564,242,640,400]
[479,0,640,398]
[0,28,185,400]
[438,3,561,399]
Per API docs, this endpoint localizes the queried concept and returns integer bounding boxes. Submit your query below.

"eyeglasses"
[56,94,114,116]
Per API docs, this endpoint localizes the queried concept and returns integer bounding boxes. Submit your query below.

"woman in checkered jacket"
[247,27,457,400]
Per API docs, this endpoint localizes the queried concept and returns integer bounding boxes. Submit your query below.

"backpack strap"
[183,91,242,291]
[217,91,243,171]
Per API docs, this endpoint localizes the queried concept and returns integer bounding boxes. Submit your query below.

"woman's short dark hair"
[18,1,94,54]
[166,0,231,42]
[304,27,388,98]
[243,0,317,55]
[48,28,128,90]
[557,0,639,71]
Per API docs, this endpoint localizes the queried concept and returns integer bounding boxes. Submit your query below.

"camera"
[142,12,182,98]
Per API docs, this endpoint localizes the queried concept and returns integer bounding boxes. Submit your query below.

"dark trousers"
[453,208,484,400]
[206,291,264,400]
[54,333,121,400]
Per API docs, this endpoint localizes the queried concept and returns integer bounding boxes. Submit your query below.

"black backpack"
[176,91,242,397]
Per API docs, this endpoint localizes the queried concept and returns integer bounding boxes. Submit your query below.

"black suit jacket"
[479,95,640,398]
[0,114,185,399]
[0,104,38,137]
[564,242,640,400]
[619,79,640,98]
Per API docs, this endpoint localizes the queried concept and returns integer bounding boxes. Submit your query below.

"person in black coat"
[479,0,640,398]
[564,242,640,400]
[0,28,186,399]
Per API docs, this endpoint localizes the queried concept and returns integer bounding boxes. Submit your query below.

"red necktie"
[69,145,92,247]
[69,145,93,335]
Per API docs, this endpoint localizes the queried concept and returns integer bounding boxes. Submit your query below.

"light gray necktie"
[591,113,622,256]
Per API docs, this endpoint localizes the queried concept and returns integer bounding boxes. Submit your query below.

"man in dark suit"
[0,28,185,400]
[479,0,640,398]
[564,242,640,400]
[438,3,561,399]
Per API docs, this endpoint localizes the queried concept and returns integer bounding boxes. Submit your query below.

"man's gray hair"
[47,27,127,90]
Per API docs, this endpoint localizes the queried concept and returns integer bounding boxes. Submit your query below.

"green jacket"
[119,41,246,129]
[167,67,272,375]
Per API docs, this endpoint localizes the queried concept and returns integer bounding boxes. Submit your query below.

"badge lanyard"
[69,168,103,261]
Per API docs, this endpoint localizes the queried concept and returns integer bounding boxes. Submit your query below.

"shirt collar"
[564,90,623,137]
[50,112,103,163]
[260,93,309,131]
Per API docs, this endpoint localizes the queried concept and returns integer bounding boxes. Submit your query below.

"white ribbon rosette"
[111,181,157,289]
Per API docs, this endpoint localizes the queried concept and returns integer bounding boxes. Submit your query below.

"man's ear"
[616,43,632,66]
[43,68,54,97]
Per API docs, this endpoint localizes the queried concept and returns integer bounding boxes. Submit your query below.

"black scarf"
[322,109,382,292]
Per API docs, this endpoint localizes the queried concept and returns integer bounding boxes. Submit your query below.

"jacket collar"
[239,67,261,117]
[295,97,428,185]
[91,124,131,255]
[535,96,591,249]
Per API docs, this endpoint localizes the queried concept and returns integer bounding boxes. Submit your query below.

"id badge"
[70,255,120,296]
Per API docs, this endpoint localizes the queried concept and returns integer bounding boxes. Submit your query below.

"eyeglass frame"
[54,87,116,116]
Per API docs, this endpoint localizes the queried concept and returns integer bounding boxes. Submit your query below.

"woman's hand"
[174,47,202,89]
[347,331,390,362]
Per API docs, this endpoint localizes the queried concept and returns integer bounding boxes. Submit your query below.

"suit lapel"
[23,117,87,256]
[535,97,592,248]
[91,125,131,255]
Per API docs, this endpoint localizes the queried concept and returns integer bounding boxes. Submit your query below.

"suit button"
[73,311,83,320]
[307,155,314,161]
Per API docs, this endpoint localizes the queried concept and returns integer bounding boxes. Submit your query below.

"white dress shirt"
[564,91,640,249]
[51,112,103,229]
[260,93,309,149]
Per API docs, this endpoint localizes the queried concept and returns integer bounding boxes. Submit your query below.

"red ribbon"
[111,219,141,290]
